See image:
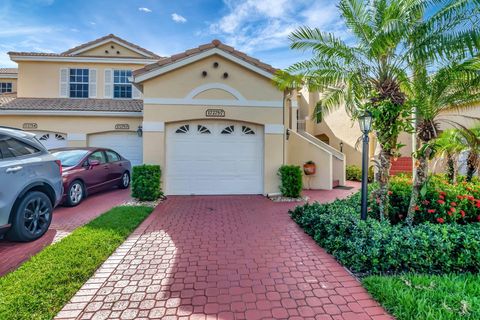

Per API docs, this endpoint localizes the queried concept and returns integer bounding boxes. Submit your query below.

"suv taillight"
[55,159,62,175]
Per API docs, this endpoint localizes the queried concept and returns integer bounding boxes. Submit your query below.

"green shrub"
[290,194,480,275]
[346,165,362,181]
[278,165,303,198]
[346,165,374,182]
[132,165,163,201]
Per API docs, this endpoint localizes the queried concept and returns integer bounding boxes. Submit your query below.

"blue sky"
[0,0,347,68]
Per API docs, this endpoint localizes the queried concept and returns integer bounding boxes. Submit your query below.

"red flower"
[450,207,456,213]
[457,195,464,200]
[428,209,436,213]
[437,217,445,223]
[439,195,445,200]
[437,200,445,205]
[422,200,430,205]
[476,202,480,208]
[460,210,466,218]
[414,205,420,211]
[388,191,393,195]
[477,215,480,222]
[450,202,457,207]
[439,191,447,196]
[467,195,474,201]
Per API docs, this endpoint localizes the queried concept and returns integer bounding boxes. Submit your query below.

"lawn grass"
[363,273,480,320]
[0,205,153,320]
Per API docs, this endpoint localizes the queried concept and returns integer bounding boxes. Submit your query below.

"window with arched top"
[242,126,255,135]
[197,125,211,134]
[221,125,235,134]
[175,124,190,133]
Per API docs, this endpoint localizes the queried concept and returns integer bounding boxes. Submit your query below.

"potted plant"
[303,161,316,175]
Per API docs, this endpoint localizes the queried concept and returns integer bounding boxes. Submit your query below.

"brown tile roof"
[133,39,277,78]
[0,68,18,74]
[0,97,143,113]
[63,34,162,58]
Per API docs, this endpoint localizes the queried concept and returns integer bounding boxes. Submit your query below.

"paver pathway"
[57,188,391,320]
[0,188,131,276]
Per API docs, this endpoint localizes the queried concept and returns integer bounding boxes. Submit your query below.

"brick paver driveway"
[58,193,391,320]
[0,188,131,276]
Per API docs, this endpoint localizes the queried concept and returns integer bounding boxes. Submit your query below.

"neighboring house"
[0,34,346,195]
[0,68,17,94]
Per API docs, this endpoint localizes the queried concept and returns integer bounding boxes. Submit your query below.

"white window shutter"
[104,69,113,98]
[89,69,97,98]
[59,68,68,98]
[132,85,142,99]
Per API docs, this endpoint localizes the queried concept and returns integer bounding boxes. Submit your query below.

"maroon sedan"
[50,147,132,206]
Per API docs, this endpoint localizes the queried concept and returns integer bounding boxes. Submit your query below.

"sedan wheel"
[119,172,130,189]
[68,181,84,206]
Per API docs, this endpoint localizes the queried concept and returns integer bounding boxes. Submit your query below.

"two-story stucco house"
[0,34,346,195]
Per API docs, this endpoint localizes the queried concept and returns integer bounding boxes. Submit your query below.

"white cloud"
[171,13,187,23]
[207,0,347,53]
[139,7,152,13]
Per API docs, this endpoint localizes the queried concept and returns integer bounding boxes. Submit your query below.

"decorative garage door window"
[221,125,235,134]
[242,126,255,135]
[197,125,211,134]
[175,124,190,133]
[39,133,66,141]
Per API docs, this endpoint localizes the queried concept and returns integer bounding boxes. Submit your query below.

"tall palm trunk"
[446,153,457,183]
[466,151,479,182]
[374,147,392,221]
[406,145,431,225]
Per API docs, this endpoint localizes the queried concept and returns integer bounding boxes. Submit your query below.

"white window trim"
[69,68,90,98]
[113,69,133,99]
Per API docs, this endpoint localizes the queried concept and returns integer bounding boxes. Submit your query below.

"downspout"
[283,90,290,164]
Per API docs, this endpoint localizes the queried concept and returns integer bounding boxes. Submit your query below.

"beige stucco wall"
[0,77,17,93]
[78,41,147,58]
[142,55,280,100]
[0,114,142,146]
[16,61,146,98]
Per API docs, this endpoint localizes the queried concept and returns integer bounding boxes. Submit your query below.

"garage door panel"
[166,121,263,195]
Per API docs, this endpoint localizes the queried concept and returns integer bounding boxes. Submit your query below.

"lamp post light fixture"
[339,141,344,153]
[358,111,373,220]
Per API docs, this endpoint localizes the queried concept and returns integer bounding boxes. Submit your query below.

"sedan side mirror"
[89,159,101,167]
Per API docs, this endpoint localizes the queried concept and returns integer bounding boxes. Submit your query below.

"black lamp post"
[358,111,373,220]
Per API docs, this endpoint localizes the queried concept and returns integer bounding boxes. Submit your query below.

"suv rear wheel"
[7,191,53,242]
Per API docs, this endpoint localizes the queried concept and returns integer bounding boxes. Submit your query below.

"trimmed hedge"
[132,164,163,201]
[278,165,303,198]
[346,165,362,181]
[290,193,480,275]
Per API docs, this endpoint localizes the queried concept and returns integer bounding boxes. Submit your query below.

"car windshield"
[51,150,89,167]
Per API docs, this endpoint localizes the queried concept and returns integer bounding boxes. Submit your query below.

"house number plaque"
[22,123,38,129]
[205,109,225,117]
[115,124,130,130]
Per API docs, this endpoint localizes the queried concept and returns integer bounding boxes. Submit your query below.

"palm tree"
[405,58,480,223]
[274,0,478,219]
[458,126,480,181]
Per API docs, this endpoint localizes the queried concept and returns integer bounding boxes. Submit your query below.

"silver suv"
[0,127,63,242]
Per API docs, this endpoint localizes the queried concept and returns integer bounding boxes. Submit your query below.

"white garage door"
[34,131,67,150]
[88,132,143,166]
[166,121,263,195]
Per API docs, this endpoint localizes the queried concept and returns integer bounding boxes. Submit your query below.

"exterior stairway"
[390,157,413,175]
[296,130,346,187]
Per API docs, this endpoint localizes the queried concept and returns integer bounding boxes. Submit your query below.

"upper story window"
[69,69,89,98]
[113,70,132,98]
[0,82,12,93]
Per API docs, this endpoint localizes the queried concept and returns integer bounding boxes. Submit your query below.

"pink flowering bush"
[370,174,480,225]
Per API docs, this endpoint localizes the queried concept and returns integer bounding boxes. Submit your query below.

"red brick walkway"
[0,188,131,276]
[56,191,391,320]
